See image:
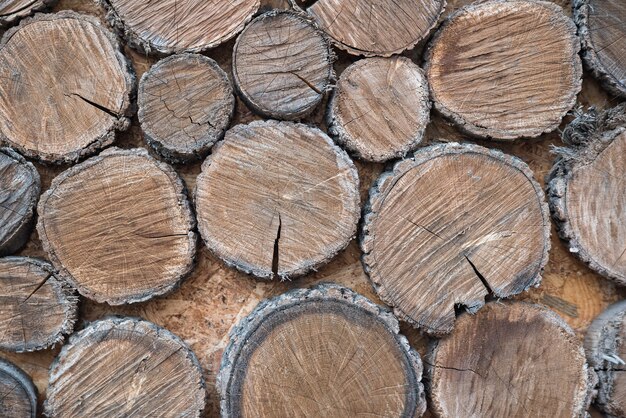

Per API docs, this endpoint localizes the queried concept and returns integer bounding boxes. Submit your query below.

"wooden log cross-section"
[424,0,582,140]
[37,148,196,305]
[362,142,550,335]
[0,358,37,418]
[218,284,427,418]
[45,317,206,417]
[0,0,55,27]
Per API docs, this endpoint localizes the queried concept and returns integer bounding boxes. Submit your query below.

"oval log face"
[0,0,54,27]
[0,358,37,418]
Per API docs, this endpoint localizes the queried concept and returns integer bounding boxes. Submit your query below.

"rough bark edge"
[232,9,336,121]
[584,300,626,417]
[216,283,427,418]
[361,141,551,336]
[292,0,446,57]
[0,148,40,256]
[423,0,583,141]
[0,357,37,418]
[0,0,56,28]
[547,104,626,286]
[573,0,626,98]
[98,0,260,56]
[45,316,207,417]
[138,53,235,164]
[326,56,432,162]
[195,119,360,281]
[0,11,136,164]
[36,147,197,305]
[426,301,596,418]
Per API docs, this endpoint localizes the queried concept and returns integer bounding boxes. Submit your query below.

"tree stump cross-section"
[0,358,37,418]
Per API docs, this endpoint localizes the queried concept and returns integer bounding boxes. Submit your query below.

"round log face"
[37,148,196,305]
[0,0,55,27]
[424,0,582,140]
[218,284,426,418]
[195,120,360,280]
[45,317,206,417]
[307,0,445,57]
[0,12,134,163]
[232,10,334,120]
[429,302,593,418]
[138,53,235,163]
[362,142,550,336]
[101,0,260,54]
[327,56,431,162]
[0,358,37,418]
[0,257,77,352]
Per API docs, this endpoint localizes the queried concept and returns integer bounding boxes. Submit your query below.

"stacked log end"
[0,0,56,27]
[0,358,37,418]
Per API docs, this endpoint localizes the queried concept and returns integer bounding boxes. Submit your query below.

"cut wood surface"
[548,104,626,286]
[574,0,626,97]
[218,284,426,418]
[362,142,550,335]
[0,358,36,418]
[0,148,40,256]
[100,0,260,54]
[424,0,582,140]
[0,257,77,352]
[306,0,445,57]
[0,0,55,27]
[585,300,626,417]
[232,10,334,120]
[138,53,235,163]
[327,56,431,162]
[428,302,594,418]
[37,147,196,305]
[45,317,206,417]
[195,120,359,280]
[0,11,134,163]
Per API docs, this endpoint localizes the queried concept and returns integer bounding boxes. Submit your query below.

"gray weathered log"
[0,357,37,418]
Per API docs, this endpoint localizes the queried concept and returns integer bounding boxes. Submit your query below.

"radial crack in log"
[271,214,281,278]
[0,358,37,418]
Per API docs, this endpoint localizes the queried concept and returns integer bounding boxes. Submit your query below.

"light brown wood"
[232,10,334,120]
[362,142,550,335]
[327,56,431,162]
[37,147,196,305]
[424,0,582,140]
[0,11,134,163]
[195,120,359,280]
[0,358,37,418]
[99,0,260,55]
[548,104,626,286]
[138,53,235,163]
[0,0,55,26]
[306,0,445,57]
[428,302,595,418]
[0,257,77,352]
[218,284,426,418]
[45,317,206,417]
[574,0,626,97]
[0,148,40,256]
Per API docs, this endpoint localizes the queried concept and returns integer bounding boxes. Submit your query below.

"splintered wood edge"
[217,283,427,418]
[573,0,626,98]
[0,358,37,418]
[361,142,551,336]
[36,147,197,305]
[0,11,136,164]
[0,148,40,256]
[0,0,57,27]
[423,0,582,140]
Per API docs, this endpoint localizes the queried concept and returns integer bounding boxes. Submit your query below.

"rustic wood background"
[1,0,624,416]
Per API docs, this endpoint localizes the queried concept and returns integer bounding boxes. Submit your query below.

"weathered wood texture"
[585,300,626,417]
[218,284,426,418]
[37,148,196,305]
[425,0,582,140]
[45,317,206,417]
[548,104,626,286]
[327,56,431,162]
[138,53,235,163]
[195,120,359,280]
[0,11,134,163]
[428,302,595,418]
[100,0,259,55]
[233,10,334,120]
[0,358,37,417]
[0,0,56,27]
[362,142,550,335]
[574,0,626,98]
[0,257,77,352]
[0,148,40,256]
